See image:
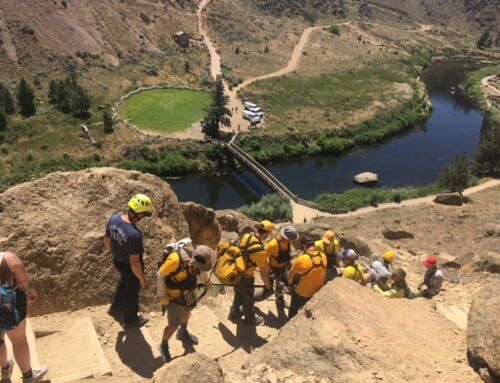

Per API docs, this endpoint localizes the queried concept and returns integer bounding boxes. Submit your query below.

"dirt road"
[481,74,500,107]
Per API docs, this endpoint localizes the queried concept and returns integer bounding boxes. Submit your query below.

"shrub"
[438,153,472,196]
[238,194,292,222]
[16,79,36,117]
[328,26,341,36]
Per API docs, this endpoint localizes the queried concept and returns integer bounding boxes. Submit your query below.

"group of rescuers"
[105,194,445,363]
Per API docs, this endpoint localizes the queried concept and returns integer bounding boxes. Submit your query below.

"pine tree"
[201,108,220,138]
[0,83,15,114]
[0,108,7,131]
[438,153,471,197]
[201,77,232,139]
[71,85,91,118]
[16,78,36,117]
[103,109,114,134]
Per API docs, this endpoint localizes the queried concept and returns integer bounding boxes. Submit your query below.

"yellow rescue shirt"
[238,233,269,278]
[342,263,365,283]
[266,237,290,269]
[158,251,197,303]
[373,283,406,298]
[290,250,327,298]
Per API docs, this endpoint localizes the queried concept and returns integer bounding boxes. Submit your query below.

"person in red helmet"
[418,256,444,298]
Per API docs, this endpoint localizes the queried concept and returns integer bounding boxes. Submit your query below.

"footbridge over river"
[224,135,332,223]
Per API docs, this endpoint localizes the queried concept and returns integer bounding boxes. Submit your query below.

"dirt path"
[481,74,500,107]
[292,179,500,222]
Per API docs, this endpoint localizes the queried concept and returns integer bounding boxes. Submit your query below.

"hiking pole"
[210,282,267,288]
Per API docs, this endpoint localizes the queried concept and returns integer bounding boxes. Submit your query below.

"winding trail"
[481,74,500,107]
[196,1,500,222]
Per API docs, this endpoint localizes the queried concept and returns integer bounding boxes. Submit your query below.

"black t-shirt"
[105,214,144,264]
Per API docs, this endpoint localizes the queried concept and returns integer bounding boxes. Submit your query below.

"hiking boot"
[124,315,149,330]
[228,308,243,322]
[243,314,264,326]
[22,365,48,383]
[176,330,199,345]
[160,342,172,363]
[1,357,14,381]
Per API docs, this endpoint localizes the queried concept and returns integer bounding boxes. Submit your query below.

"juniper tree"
[0,83,15,114]
[16,78,36,117]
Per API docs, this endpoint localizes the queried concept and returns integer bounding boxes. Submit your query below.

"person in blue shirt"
[104,194,153,329]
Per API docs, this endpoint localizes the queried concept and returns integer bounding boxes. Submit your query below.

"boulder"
[180,202,221,250]
[434,193,463,206]
[339,235,372,259]
[437,252,461,269]
[382,228,415,240]
[0,168,189,314]
[220,230,239,244]
[242,278,478,382]
[353,171,378,185]
[473,252,500,274]
[215,209,257,234]
[152,353,224,383]
[467,282,500,381]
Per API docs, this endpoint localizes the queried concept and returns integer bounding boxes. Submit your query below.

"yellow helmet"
[383,250,395,263]
[128,194,153,215]
[322,230,336,245]
[258,220,274,233]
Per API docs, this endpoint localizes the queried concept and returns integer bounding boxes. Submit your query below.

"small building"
[172,31,190,48]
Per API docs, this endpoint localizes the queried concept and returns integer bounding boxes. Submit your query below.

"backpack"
[214,234,264,285]
[292,251,327,288]
[0,253,20,330]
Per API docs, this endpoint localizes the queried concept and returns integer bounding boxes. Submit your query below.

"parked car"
[244,101,257,109]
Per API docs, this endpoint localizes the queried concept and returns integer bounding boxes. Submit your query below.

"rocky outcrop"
[434,193,463,206]
[180,202,221,249]
[438,252,461,269]
[240,278,477,383]
[153,353,224,383]
[382,228,415,240]
[0,167,190,314]
[216,209,257,234]
[473,252,500,274]
[339,235,372,258]
[467,282,500,381]
[353,171,378,185]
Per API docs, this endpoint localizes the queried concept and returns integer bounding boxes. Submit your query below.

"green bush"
[315,184,445,212]
[238,194,292,222]
[438,153,472,195]
[328,26,341,36]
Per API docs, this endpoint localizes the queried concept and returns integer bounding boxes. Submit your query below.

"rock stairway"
[22,288,282,382]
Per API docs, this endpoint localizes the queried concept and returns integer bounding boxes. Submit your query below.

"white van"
[243,110,261,122]
[244,101,257,109]
[247,106,263,116]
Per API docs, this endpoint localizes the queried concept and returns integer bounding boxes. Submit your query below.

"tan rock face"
[241,278,478,383]
[153,353,224,383]
[180,202,221,250]
[467,282,500,379]
[216,209,257,234]
[0,167,189,314]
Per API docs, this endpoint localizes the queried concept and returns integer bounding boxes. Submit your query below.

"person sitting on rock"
[286,234,327,319]
[373,267,411,298]
[315,230,341,281]
[256,226,299,317]
[418,256,444,298]
[366,250,395,290]
[228,220,274,326]
[157,242,214,362]
[339,249,368,285]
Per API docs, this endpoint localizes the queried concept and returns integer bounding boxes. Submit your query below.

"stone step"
[5,319,41,381]
[35,316,112,381]
[436,304,468,330]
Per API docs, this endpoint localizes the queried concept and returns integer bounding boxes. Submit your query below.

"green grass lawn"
[119,89,212,132]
